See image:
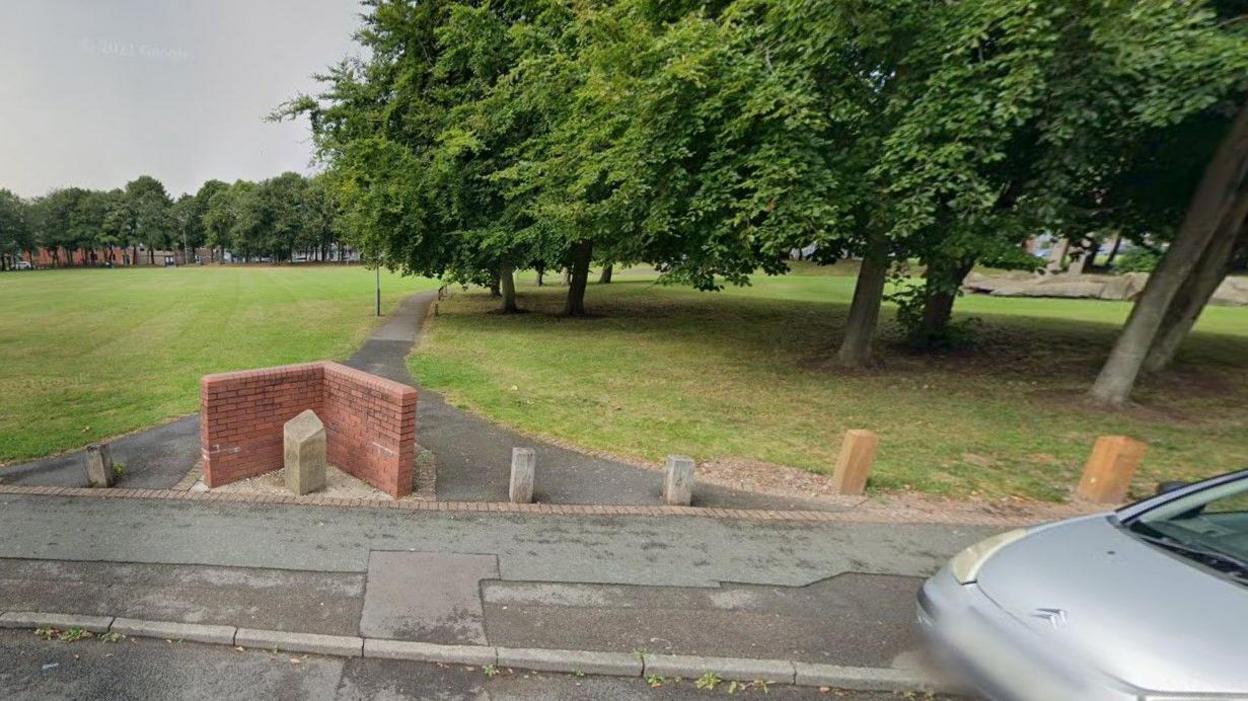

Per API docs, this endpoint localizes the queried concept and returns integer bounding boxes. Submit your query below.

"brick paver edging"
[0,611,946,693]
[0,483,1039,526]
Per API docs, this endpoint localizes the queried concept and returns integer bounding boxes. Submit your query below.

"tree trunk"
[1046,238,1070,273]
[535,265,544,287]
[499,261,519,313]
[599,264,613,284]
[1091,100,1248,406]
[1142,199,1248,373]
[837,240,889,368]
[1104,232,1124,267]
[915,257,975,346]
[563,240,593,316]
[148,247,155,265]
[1072,238,1097,274]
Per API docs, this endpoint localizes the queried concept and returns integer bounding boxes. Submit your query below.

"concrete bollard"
[84,443,115,488]
[509,447,536,503]
[1076,435,1147,504]
[284,409,327,496]
[662,455,695,506]
[830,429,879,496]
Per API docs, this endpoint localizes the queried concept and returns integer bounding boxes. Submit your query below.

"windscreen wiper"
[1132,531,1248,580]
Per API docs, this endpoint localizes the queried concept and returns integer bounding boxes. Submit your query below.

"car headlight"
[950,528,1028,584]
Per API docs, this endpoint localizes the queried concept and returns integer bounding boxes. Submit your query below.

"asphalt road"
[0,631,965,700]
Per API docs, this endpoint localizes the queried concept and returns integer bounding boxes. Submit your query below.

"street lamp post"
[375,264,381,317]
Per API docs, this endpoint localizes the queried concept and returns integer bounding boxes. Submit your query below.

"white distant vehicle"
[14,261,32,270]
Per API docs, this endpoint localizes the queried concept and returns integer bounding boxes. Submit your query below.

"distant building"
[24,246,206,268]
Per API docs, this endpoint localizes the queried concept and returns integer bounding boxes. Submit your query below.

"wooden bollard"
[1076,435,1147,503]
[831,429,879,496]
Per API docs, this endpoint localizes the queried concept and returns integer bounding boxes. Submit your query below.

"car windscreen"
[1127,478,1248,582]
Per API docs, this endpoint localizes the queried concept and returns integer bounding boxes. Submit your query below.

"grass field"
[0,266,437,464]
[411,264,1248,501]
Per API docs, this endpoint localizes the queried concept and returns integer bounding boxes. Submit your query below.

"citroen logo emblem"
[1031,608,1068,628]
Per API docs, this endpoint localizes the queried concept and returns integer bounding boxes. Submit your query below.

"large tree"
[867,1,1245,351]
[1091,101,1248,405]
[0,189,32,270]
[282,0,835,316]
[277,0,549,312]
[124,176,173,264]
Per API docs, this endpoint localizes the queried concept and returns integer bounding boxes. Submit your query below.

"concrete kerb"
[365,638,496,667]
[793,661,937,692]
[497,646,641,677]
[643,653,795,684]
[111,618,235,645]
[0,611,114,633]
[0,611,944,692]
[236,627,364,657]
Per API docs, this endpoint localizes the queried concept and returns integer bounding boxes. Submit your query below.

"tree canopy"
[2,172,351,267]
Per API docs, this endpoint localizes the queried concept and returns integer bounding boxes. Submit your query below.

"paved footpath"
[3,290,840,511]
[0,492,995,697]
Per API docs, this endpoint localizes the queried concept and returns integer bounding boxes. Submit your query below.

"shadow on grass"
[476,284,1248,401]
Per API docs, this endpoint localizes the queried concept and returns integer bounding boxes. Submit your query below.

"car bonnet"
[976,515,1248,695]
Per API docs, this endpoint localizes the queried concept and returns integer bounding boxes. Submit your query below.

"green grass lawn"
[0,266,437,464]
[412,265,1248,501]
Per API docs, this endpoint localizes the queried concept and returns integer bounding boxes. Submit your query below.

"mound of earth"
[964,271,1247,305]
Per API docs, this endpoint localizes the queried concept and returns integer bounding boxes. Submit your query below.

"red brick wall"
[200,361,417,498]
[321,363,417,498]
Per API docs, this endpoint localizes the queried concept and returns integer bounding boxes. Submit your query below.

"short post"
[1076,435,1147,504]
[830,429,879,496]
[84,443,114,488]
[662,455,695,506]
[509,447,536,503]
[284,409,327,496]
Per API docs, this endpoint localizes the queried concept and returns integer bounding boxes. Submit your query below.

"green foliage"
[0,188,32,268]
[9,172,347,266]
[1115,247,1162,274]
[694,671,722,690]
[283,0,849,301]
[280,0,1247,326]
[36,627,93,643]
[125,175,174,259]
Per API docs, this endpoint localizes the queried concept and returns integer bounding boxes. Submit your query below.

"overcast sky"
[0,0,363,198]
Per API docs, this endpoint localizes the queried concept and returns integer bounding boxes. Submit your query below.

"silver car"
[919,469,1248,700]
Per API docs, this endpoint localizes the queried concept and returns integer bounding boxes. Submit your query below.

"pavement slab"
[0,558,365,635]
[360,551,498,644]
[481,573,923,666]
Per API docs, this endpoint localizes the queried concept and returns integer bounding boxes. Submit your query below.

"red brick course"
[200,362,417,498]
